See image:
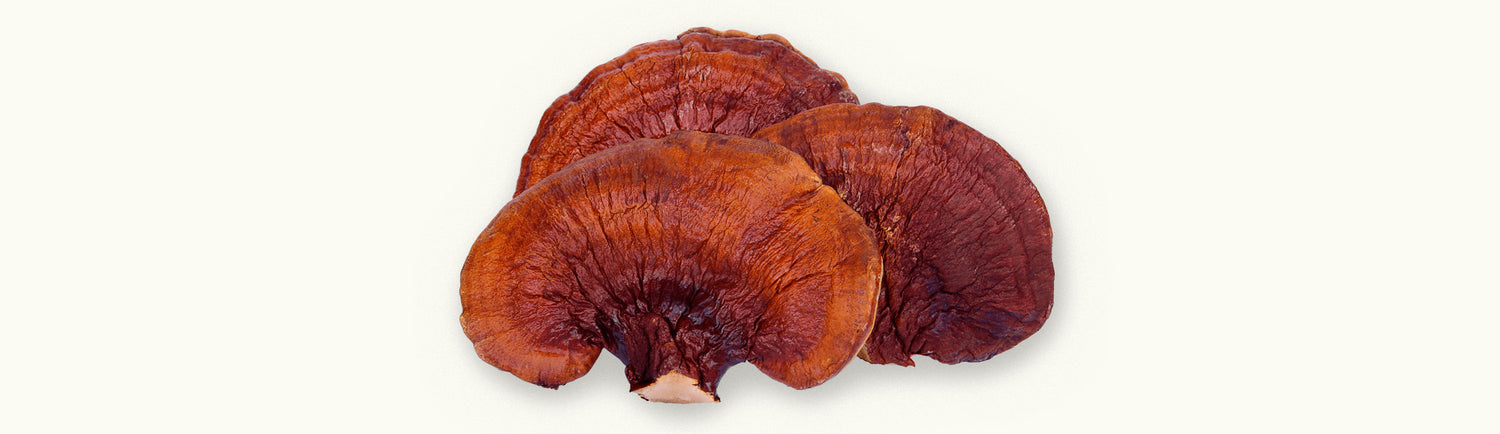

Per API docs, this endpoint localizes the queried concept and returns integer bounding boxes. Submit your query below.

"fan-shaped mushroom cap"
[753,104,1054,366]
[462,131,882,402]
[514,27,858,196]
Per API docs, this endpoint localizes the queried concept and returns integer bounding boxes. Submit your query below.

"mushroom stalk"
[633,371,715,404]
[594,283,747,403]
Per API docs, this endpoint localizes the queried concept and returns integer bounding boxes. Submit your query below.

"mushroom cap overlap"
[754,103,1054,365]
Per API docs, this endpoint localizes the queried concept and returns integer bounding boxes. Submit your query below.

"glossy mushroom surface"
[753,103,1054,366]
[514,27,858,196]
[462,131,882,402]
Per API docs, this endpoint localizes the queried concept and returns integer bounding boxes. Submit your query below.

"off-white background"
[2,1,1497,433]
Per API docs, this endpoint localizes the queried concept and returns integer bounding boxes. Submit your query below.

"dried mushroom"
[462,131,882,403]
[514,27,858,196]
[752,103,1054,366]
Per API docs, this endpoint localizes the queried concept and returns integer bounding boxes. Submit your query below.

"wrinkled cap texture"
[462,131,882,402]
[514,27,859,196]
[753,103,1054,366]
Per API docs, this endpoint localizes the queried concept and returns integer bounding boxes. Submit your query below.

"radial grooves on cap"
[463,131,881,399]
[514,28,857,196]
[752,103,1054,366]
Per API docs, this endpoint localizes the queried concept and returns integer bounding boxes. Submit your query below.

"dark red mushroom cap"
[462,131,882,402]
[514,27,858,196]
[753,103,1054,366]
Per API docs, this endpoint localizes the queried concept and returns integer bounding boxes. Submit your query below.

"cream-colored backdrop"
[2,1,1496,432]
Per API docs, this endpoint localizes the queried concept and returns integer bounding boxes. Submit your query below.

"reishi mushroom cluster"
[461,28,1053,403]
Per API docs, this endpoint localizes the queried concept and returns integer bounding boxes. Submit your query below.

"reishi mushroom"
[461,131,882,402]
[752,103,1054,366]
[513,27,858,196]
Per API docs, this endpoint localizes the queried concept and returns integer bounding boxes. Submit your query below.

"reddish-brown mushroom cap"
[752,103,1054,366]
[462,131,882,402]
[513,27,858,196]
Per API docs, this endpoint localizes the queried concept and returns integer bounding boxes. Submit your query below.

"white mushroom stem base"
[631,370,717,403]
